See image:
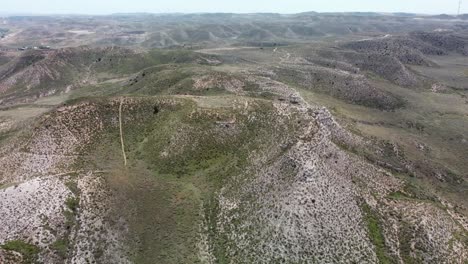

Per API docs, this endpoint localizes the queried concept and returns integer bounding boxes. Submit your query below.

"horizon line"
[0,11,466,17]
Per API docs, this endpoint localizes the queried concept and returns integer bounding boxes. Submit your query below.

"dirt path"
[119,98,127,166]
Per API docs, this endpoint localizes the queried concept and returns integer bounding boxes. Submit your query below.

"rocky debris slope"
[0,99,132,263]
[343,36,440,65]
[0,101,109,183]
[344,32,468,60]
[270,62,405,110]
[0,47,134,104]
[314,49,422,87]
[339,31,468,87]
[381,199,468,263]
[0,176,72,263]
[212,103,401,263]
[409,31,468,55]
[0,47,221,105]
[204,83,467,262]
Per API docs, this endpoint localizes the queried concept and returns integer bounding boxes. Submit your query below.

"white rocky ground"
[0,101,126,263]
[203,77,467,263]
[70,172,130,264]
[212,100,403,263]
[0,176,72,262]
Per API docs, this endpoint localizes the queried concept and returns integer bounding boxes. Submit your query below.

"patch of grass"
[0,182,15,190]
[119,65,233,97]
[102,159,207,264]
[205,195,229,263]
[64,180,80,195]
[399,221,419,264]
[402,182,438,202]
[1,240,40,264]
[68,96,300,263]
[0,130,15,145]
[65,179,80,195]
[63,210,76,230]
[136,99,280,187]
[63,196,80,233]
[361,203,395,264]
[65,197,79,212]
[387,191,410,200]
[55,196,80,260]
[50,238,69,259]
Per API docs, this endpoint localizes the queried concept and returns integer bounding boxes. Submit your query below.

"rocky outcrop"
[273,63,405,109]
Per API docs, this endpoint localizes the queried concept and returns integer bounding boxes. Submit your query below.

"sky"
[1,0,467,15]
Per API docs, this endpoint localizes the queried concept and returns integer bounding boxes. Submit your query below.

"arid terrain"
[0,12,467,264]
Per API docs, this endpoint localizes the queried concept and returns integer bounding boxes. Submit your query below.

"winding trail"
[119,98,127,167]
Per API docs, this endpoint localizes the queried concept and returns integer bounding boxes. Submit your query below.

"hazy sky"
[1,0,467,15]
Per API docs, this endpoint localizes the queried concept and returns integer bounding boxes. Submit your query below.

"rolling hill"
[0,12,467,264]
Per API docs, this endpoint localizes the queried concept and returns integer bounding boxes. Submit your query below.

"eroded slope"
[0,94,465,263]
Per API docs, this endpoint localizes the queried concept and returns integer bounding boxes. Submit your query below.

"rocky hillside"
[0,90,466,263]
[344,32,468,59]
[340,31,468,86]
[0,14,467,263]
[0,13,465,49]
[0,47,220,105]
[272,62,405,109]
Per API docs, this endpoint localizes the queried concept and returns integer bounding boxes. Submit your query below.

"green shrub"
[65,197,80,212]
[361,203,395,264]
[1,240,40,264]
[51,239,69,259]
